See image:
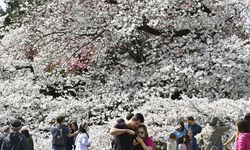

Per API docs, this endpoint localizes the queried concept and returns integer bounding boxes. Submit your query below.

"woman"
[75,122,90,150]
[235,119,250,150]
[66,123,74,150]
[173,121,187,148]
[133,124,154,150]
[70,121,78,149]
[20,127,34,150]
[185,129,197,150]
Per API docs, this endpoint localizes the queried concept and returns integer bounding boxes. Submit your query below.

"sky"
[0,0,7,11]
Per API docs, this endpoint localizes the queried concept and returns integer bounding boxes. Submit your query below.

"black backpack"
[52,126,65,146]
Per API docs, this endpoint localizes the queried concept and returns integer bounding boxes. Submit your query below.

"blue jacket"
[0,132,29,150]
[185,123,202,136]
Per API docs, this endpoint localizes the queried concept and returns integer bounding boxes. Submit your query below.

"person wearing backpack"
[0,119,29,150]
[51,115,69,150]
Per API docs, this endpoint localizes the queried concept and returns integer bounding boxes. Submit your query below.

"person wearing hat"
[0,119,29,150]
[195,116,229,150]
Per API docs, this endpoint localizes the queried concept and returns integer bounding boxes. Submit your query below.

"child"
[167,133,177,150]
[178,136,187,150]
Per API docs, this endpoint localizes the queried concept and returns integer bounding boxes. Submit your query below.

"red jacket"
[236,133,250,150]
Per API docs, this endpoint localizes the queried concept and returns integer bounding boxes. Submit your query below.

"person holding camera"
[133,124,154,150]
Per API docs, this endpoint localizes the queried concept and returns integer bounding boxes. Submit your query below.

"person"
[0,119,29,150]
[0,126,10,148]
[178,136,187,150]
[195,116,229,150]
[166,133,177,150]
[51,115,69,150]
[173,121,187,148]
[111,118,125,149]
[66,123,74,150]
[75,122,90,150]
[21,126,34,150]
[185,129,197,150]
[70,121,78,150]
[185,116,202,136]
[235,119,250,150]
[110,113,144,150]
[133,124,154,150]
[224,113,250,149]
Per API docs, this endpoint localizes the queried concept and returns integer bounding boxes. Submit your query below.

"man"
[0,119,29,150]
[51,115,69,150]
[110,113,144,150]
[186,116,202,136]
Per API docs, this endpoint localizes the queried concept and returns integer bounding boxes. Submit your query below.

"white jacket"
[75,133,89,150]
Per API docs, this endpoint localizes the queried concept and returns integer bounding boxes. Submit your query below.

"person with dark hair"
[75,121,89,150]
[0,119,29,150]
[195,116,229,150]
[235,119,250,150]
[70,121,78,149]
[126,113,134,121]
[51,115,69,150]
[178,136,187,150]
[21,126,34,150]
[111,118,126,149]
[244,113,250,122]
[133,124,154,150]
[224,113,250,149]
[110,113,144,150]
[166,133,177,150]
[173,121,187,148]
[66,123,74,150]
[185,116,202,136]
[185,129,197,150]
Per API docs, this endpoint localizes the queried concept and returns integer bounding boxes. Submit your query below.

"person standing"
[110,113,144,150]
[166,133,177,150]
[75,122,90,150]
[20,126,34,150]
[133,124,154,150]
[235,119,250,150]
[51,115,69,150]
[186,116,202,136]
[0,119,29,150]
[195,116,229,150]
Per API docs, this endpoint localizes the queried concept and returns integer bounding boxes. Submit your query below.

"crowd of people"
[0,113,250,150]
[110,113,250,150]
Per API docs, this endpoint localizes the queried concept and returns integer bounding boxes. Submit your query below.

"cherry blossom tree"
[0,0,250,149]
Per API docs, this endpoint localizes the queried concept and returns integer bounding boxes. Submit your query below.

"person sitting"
[133,124,154,150]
